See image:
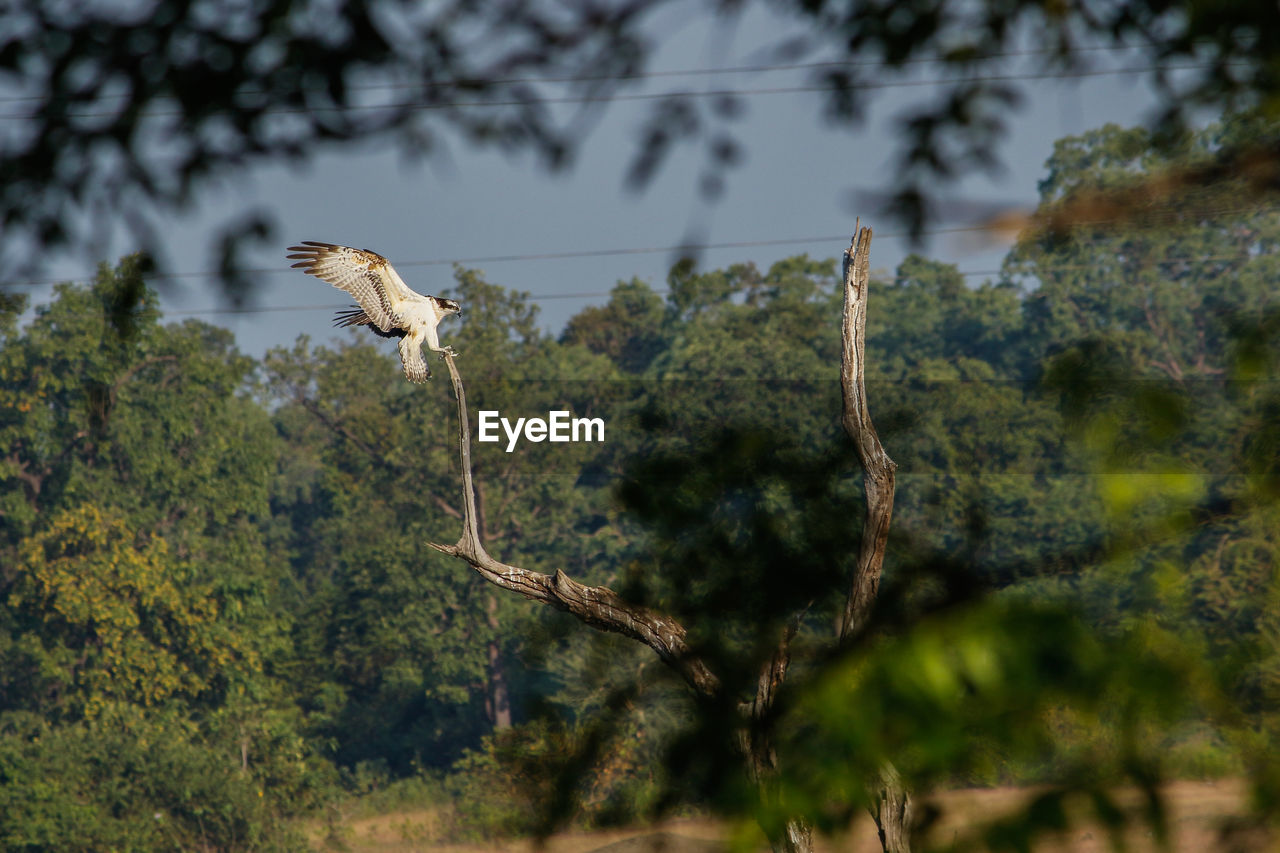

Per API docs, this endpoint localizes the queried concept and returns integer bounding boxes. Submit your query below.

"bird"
[286,241,461,383]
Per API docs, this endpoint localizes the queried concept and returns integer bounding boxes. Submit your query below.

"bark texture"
[874,766,914,853]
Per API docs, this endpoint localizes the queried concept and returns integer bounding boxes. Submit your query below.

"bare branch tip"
[848,218,873,258]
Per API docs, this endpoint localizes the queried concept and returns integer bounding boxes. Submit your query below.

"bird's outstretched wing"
[287,241,419,333]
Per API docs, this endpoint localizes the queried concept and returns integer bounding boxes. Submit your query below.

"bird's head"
[434,297,462,316]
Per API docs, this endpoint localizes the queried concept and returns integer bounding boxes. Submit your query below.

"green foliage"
[1009,117,1280,383]
[555,115,1280,848]
[0,705,309,851]
[657,256,841,381]
[870,255,1026,380]
[0,260,325,849]
[619,429,857,682]
[10,504,255,718]
[561,278,667,373]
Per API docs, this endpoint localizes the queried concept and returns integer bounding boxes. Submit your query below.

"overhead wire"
[16,246,1272,320]
[3,227,973,290]
[0,42,1158,109]
[9,195,1280,296]
[0,61,1241,122]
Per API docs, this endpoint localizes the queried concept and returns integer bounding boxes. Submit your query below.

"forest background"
[3,113,1280,850]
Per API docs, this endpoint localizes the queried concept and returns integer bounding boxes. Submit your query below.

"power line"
[0,227,980,289]
[169,294,625,317]
[13,244,1273,320]
[8,208,1278,296]
[0,61,1237,122]
[0,42,1155,109]
[107,249,1280,319]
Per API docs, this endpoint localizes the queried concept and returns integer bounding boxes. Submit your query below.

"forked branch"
[427,353,721,698]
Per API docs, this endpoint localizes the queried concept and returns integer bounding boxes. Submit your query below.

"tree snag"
[839,224,898,642]
[838,225,913,853]
[428,225,905,853]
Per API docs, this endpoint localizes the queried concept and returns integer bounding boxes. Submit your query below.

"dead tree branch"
[427,353,721,698]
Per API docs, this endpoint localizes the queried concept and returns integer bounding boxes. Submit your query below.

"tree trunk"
[777,819,815,853]
[874,766,913,853]
[838,225,897,643]
[485,593,512,729]
[743,622,816,853]
[473,485,513,730]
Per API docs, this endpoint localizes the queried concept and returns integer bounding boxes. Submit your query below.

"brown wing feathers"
[289,241,440,382]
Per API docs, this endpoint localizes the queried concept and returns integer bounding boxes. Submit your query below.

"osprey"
[287,241,460,383]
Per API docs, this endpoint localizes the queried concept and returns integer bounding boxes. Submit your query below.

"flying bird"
[287,241,461,383]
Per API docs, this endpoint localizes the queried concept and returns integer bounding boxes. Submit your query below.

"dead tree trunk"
[838,225,913,853]
[744,620,814,853]
[873,765,913,853]
[839,224,897,643]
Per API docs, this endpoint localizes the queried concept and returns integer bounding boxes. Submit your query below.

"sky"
[14,6,1164,358]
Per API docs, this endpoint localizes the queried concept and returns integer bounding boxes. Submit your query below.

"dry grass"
[306,779,1271,853]
[911,779,1266,853]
